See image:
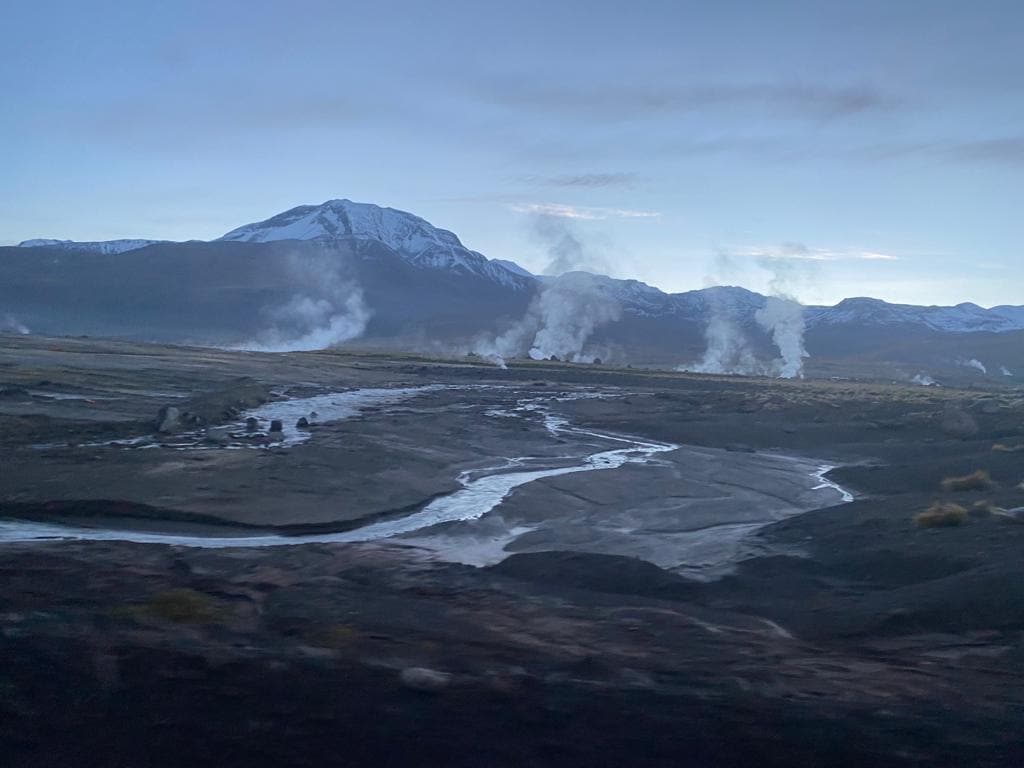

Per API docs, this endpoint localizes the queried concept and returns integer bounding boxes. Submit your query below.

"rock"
[399,667,451,692]
[296,417,309,429]
[204,426,234,445]
[309,411,319,423]
[155,406,182,434]
[269,419,283,433]
[939,404,979,438]
[245,417,259,432]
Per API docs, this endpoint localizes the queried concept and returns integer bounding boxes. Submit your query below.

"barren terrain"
[2,335,1024,766]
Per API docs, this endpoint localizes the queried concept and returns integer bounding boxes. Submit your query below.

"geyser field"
[3,335,1024,767]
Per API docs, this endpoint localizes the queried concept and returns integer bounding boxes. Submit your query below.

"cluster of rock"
[154,403,321,447]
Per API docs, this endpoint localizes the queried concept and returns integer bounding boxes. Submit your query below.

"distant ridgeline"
[3,199,1022,383]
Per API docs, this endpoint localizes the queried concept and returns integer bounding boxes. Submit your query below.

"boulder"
[155,406,182,434]
[269,419,283,433]
[245,417,259,432]
[296,417,310,429]
[400,667,451,692]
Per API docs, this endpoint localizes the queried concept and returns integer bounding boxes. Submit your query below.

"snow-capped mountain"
[805,297,1024,334]
[5,196,1022,377]
[219,199,530,289]
[17,238,165,255]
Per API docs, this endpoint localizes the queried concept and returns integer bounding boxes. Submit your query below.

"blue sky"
[2,0,1021,306]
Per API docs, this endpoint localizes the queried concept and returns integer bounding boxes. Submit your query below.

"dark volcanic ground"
[2,335,1024,767]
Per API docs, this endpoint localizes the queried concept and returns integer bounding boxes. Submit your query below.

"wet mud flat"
[2,335,1024,765]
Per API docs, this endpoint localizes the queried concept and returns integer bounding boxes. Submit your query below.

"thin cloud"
[859,136,1024,166]
[738,243,900,262]
[517,172,639,189]
[479,80,899,122]
[946,137,1024,165]
[509,202,660,220]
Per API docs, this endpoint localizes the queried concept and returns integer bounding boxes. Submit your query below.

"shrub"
[940,470,993,492]
[914,502,968,528]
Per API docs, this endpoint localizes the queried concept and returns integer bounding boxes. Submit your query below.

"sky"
[2,0,1022,307]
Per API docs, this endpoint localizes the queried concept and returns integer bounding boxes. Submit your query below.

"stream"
[0,386,853,578]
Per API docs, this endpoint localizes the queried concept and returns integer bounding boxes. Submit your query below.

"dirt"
[2,334,1024,766]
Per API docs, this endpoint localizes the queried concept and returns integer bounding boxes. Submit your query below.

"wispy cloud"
[517,172,639,189]
[479,80,899,122]
[509,202,660,220]
[860,136,1024,166]
[946,137,1024,165]
[737,242,900,262]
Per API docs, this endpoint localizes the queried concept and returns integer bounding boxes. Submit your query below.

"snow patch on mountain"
[219,199,531,289]
[17,238,164,255]
[806,297,1024,333]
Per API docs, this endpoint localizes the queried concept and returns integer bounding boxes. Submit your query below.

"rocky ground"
[2,334,1024,766]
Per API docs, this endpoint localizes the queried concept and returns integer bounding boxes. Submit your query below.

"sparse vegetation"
[914,502,968,528]
[131,588,228,624]
[940,470,992,492]
[309,624,359,648]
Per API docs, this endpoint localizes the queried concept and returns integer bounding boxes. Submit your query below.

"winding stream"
[0,386,853,574]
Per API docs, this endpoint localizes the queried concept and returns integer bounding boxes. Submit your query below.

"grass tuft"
[940,470,993,492]
[915,502,968,528]
[132,588,227,624]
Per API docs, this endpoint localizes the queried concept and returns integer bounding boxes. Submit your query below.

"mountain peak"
[218,199,465,251]
[219,199,531,289]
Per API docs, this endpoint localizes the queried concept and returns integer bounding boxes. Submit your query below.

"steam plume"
[236,252,370,352]
[528,272,621,361]
[755,296,807,378]
[757,255,809,378]
[473,216,620,365]
[685,290,763,375]
[1,314,30,335]
[684,248,809,378]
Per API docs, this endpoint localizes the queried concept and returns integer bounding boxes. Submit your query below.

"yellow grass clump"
[914,502,968,528]
[940,470,992,492]
[133,588,227,624]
